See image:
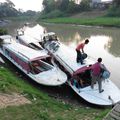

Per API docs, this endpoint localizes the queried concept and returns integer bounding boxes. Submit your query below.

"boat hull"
[68,79,120,106]
[44,41,120,105]
[0,48,67,86]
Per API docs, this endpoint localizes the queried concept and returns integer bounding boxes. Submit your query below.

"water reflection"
[42,24,120,87]
[43,24,120,57]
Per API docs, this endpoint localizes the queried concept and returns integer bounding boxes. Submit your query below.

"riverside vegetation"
[0,58,110,120]
[41,17,120,27]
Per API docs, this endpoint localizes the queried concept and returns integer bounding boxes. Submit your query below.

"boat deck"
[104,102,120,120]
[48,42,95,74]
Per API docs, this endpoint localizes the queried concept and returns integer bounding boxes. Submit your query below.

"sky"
[0,0,43,11]
[0,0,112,12]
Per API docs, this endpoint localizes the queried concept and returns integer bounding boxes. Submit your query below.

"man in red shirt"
[91,58,105,93]
[76,39,89,64]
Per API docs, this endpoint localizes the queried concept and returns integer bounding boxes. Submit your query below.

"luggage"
[102,70,110,79]
[82,53,87,60]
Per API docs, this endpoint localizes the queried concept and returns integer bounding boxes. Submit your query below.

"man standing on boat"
[91,58,107,93]
[76,39,89,64]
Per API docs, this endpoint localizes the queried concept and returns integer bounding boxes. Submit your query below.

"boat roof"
[0,35,12,40]
[52,43,95,73]
[18,35,39,44]
[5,42,49,61]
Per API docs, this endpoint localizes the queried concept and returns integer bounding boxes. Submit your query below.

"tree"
[79,0,91,11]
[6,0,15,8]
[42,0,56,13]
[113,0,120,7]
[66,1,79,13]
[58,0,69,11]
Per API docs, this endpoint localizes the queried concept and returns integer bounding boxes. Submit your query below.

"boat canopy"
[18,35,39,44]
[5,43,50,61]
[0,35,12,40]
[73,66,91,76]
[41,32,56,41]
[0,35,12,44]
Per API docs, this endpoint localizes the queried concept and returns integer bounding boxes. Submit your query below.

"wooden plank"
[117,102,120,105]
[109,112,120,120]
[112,110,120,117]
[104,103,120,120]
[114,104,120,112]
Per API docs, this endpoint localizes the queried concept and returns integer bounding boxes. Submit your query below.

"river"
[2,21,120,89]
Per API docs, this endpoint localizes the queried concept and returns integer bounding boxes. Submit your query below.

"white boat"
[16,32,44,50]
[0,35,67,86]
[0,56,5,63]
[19,32,120,106]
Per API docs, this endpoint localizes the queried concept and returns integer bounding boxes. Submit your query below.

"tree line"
[0,0,38,18]
[108,0,120,17]
[39,0,91,19]
[40,0,120,19]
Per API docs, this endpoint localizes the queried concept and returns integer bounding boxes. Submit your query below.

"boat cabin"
[2,42,52,74]
[0,35,13,44]
[16,35,43,50]
[41,32,58,42]
[71,65,92,88]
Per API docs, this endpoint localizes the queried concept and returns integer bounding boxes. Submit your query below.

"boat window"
[43,35,58,42]
[5,49,10,56]
[28,43,43,50]
[42,57,52,65]
[30,60,52,74]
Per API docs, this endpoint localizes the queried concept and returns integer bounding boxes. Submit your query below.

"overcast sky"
[0,0,43,11]
[0,0,112,12]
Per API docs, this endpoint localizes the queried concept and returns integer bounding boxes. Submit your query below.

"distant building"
[90,0,113,9]
[92,0,102,3]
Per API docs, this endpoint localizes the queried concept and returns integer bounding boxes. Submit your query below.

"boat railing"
[56,55,74,74]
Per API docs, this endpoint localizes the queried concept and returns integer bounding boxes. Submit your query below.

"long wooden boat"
[16,31,120,106]
[0,35,67,86]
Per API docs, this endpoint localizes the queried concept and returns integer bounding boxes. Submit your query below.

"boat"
[17,31,120,106]
[43,33,120,106]
[16,33,44,51]
[0,35,67,86]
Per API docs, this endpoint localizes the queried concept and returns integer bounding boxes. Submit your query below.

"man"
[91,58,105,93]
[76,39,89,64]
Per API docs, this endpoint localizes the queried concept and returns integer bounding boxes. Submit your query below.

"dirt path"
[0,93,31,109]
[71,10,107,19]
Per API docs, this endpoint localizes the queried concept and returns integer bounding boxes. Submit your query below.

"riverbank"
[0,58,110,120]
[41,17,120,27]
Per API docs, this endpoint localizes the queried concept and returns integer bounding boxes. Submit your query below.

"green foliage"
[39,10,65,19]
[40,0,91,19]
[0,0,38,18]
[58,0,69,12]
[107,0,120,17]
[80,0,91,11]
[66,1,79,13]
[0,1,19,17]
[0,28,8,35]
[107,6,120,17]
[113,0,120,7]
[42,17,120,27]
[0,66,110,120]
[42,0,56,13]
[22,10,37,16]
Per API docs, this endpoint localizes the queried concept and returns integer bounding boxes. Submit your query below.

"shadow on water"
[0,54,111,109]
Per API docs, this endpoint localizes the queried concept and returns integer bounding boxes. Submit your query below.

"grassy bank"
[0,65,110,120]
[42,17,120,27]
